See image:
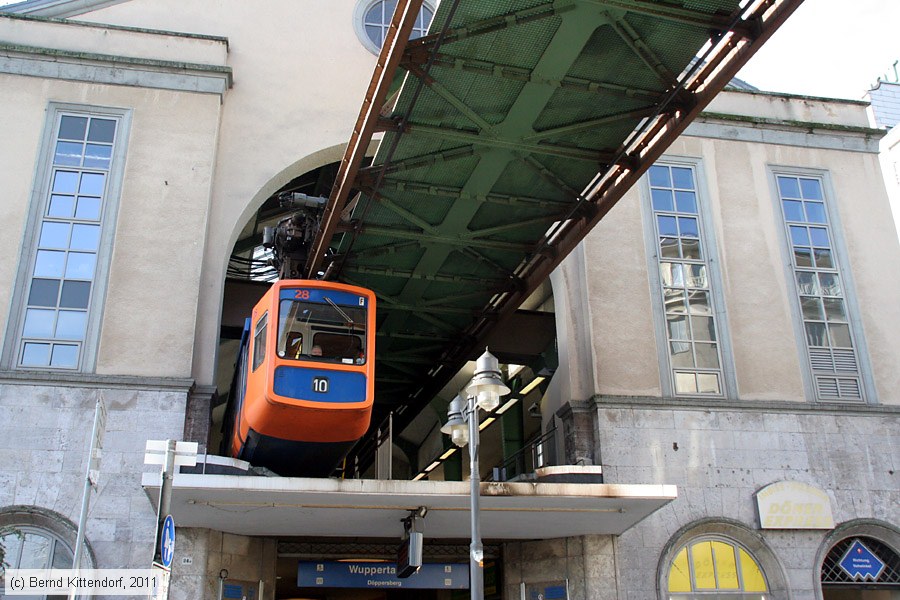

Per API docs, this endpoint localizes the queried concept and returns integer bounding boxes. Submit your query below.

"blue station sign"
[297,561,468,589]
[839,540,886,581]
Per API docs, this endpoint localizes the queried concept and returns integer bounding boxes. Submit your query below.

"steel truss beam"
[367,181,571,210]
[379,119,616,162]
[404,54,665,103]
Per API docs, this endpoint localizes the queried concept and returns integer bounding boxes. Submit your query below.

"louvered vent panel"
[816,377,839,398]
[833,349,858,372]
[838,378,862,400]
[809,349,834,372]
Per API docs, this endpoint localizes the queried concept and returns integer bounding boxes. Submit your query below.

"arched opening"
[0,505,93,597]
[666,536,768,597]
[821,536,900,599]
[659,519,789,599]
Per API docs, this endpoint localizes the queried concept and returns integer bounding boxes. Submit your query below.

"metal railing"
[487,427,556,482]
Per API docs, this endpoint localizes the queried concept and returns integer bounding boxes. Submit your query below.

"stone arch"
[657,517,791,599]
[0,504,96,569]
[221,142,352,269]
[814,518,900,598]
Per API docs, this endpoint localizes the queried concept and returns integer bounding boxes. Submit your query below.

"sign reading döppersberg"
[755,481,835,529]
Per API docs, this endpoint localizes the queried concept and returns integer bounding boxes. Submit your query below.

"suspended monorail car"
[222,279,376,477]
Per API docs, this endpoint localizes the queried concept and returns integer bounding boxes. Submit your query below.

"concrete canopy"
[143,473,676,539]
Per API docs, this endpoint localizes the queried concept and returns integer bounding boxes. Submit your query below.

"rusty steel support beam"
[304,0,424,277]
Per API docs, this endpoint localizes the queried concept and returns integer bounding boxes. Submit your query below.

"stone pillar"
[184,384,216,453]
[555,399,596,466]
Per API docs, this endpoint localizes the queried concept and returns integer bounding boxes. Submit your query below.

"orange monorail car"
[222,280,376,476]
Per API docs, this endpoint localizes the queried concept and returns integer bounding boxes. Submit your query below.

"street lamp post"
[441,349,510,600]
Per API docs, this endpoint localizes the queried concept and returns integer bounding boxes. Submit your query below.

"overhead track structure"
[306,0,804,435]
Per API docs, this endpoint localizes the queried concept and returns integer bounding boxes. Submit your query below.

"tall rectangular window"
[646,162,729,396]
[774,174,864,401]
[11,108,127,371]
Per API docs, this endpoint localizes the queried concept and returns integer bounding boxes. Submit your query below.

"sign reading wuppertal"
[839,540,886,581]
[297,561,468,589]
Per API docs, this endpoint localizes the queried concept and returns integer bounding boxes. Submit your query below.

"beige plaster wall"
[77,0,382,384]
[0,73,43,347]
[0,73,221,377]
[574,119,900,405]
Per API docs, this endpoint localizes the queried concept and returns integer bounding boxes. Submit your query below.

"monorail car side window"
[252,312,267,371]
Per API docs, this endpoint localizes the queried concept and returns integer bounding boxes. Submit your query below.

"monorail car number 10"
[222,280,376,477]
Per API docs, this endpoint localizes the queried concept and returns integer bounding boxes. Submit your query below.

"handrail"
[486,427,556,482]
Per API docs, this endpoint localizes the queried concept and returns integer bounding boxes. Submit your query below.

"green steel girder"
[403,62,495,132]
[409,54,666,102]
[308,0,806,444]
[344,264,509,286]
[357,146,475,180]
[525,106,658,141]
[370,181,571,209]
[348,223,533,253]
[380,119,617,162]
[607,12,679,87]
[580,0,734,29]
[404,1,575,58]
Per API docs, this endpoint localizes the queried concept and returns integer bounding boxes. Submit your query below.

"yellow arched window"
[667,537,768,597]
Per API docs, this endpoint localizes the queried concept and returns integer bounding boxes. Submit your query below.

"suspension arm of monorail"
[263,192,328,280]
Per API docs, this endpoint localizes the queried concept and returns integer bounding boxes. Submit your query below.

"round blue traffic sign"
[160,515,175,568]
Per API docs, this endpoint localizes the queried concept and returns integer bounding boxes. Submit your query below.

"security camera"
[528,402,541,418]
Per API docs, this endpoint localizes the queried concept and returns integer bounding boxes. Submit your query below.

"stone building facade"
[0,1,897,599]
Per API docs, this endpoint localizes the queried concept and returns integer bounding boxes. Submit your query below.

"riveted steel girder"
[307,0,806,438]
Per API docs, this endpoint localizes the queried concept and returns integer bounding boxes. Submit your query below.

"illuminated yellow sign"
[755,481,835,529]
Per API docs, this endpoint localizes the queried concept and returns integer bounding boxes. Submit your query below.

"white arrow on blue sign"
[160,515,176,569]
[838,539,885,581]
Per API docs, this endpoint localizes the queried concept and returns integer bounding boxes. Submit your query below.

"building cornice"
[724,87,870,106]
[0,13,229,47]
[0,41,233,95]
[591,394,900,417]
[686,112,883,154]
[0,369,195,392]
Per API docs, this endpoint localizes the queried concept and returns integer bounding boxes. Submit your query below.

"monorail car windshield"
[277,288,367,364]
[222,280,376,477]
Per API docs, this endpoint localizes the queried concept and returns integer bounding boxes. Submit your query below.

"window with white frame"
[354,0,435,54]
[646,163,728,396]
[11,107,126,371]
[774,173,865,401]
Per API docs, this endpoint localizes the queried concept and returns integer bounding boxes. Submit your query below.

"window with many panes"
[646,163,729,396]
[774,173,865,401]
[10,107,126,371]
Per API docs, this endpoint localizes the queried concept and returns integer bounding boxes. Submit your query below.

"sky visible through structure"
[0,0,896,100]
